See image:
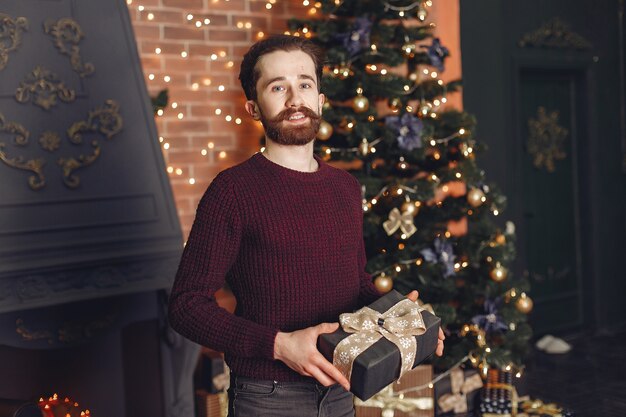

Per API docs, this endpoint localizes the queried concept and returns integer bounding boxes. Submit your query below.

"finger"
[436,339,444,356]
[438,327,446,340]
[317,322,340,335]
[307,366,336,387]
[406,290,419,302]
[316,355,350,390]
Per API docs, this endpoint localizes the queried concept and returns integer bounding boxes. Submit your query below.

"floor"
[520,330,626,417]
[444,330,626,417]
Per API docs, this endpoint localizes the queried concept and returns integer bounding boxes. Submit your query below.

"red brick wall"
[127,0,460,239]
[127,0,311,237]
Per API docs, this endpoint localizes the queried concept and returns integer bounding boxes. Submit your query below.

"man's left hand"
[406,290,445,357]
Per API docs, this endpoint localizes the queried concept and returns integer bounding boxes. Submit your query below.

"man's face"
[245,50,325,146]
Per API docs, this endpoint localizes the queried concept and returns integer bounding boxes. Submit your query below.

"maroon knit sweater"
[168,152,381,382]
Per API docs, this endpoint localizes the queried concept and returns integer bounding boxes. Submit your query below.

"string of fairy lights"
[128,0,530,378]
[128,0,440,187]
[126,0,282,186]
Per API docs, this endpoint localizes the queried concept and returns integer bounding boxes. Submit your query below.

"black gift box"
[318,289,441,401]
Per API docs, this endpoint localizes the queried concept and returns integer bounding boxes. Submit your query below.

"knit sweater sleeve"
[168,172,278,359]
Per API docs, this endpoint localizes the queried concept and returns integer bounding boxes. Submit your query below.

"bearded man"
[168,35,444,417]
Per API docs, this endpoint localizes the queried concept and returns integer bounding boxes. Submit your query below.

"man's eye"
[271,85,284,92]
[301,83,312,89]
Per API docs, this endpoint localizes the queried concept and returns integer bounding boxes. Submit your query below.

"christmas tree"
[289,0,533,374]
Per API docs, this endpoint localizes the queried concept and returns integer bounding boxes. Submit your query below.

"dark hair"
[239,35,325,101]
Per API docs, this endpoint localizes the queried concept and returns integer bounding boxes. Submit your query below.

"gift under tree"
[289,0,532,383]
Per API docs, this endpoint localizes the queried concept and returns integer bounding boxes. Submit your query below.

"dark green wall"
[460,0,626,334]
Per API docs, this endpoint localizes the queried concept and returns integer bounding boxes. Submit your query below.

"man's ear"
[245,100,260,120]
[318,93,326,110]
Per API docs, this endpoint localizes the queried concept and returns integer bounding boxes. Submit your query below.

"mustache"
[267,107,321,123]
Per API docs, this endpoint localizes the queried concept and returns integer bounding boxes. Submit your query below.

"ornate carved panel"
[526,106,569,173]
[0,13,28,71]
[518,17,592,49]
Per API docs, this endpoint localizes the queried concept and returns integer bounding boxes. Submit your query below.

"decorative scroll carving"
[16,318,54,343]
[518,17,592,50]
[16,315,116,345]
[0,101,121,190]
[58,141,101,188]
[61,100,123,188]
[0,112,29,146]
[0,113,46,190]
[15,66,76,110]
[44,17,95,77]
[39,131,61,152]
[0,14,28,71]
[67,100,123,144]
[527,107,569,173]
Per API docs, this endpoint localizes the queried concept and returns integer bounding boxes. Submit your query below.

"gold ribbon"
[354,385,434,414]
[518,398,566,417]
[383,207,417,237]
[437,368,483,414]
[334,298,427,381]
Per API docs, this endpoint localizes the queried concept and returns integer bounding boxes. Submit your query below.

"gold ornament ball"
[489,263,508,282]
[516,293,534,314]
[339,117,355,132]
[316,120,333,141]
[388,97,402,112]
[402,43,417,56]
[495,233,507,245]
[352,95,370,113]
[467,188,485,207]
[374,275,393,293]
[418,102,433,117]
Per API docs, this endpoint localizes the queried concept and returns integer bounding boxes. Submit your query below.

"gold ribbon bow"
[437,368,483,414]
[383,207,417,237]
[333,298,427,381]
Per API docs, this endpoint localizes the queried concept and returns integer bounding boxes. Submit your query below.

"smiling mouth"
[286,113,308,122]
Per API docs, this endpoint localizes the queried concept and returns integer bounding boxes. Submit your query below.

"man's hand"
[406,290,446,357]
[274,323,350,391]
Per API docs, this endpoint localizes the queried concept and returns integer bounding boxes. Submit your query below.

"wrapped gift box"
[196,350,229,393]
[195,389,227,417]
[355,364,434,417]
[435,367,483,415]
[318,289,441,401]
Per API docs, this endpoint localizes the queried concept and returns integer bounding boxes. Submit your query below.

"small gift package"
[355,364,435,417]
[479,369,518,417]
[195,389,228,417]
[197,350,229,393]
[435,367,483,415]
[318,289,441,401]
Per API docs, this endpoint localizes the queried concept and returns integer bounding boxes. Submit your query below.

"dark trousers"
[228,374,355,417]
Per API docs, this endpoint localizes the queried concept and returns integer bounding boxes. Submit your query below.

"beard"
[260,106,321,146]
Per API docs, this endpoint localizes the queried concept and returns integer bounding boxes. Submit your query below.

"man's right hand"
[274,323,350,391]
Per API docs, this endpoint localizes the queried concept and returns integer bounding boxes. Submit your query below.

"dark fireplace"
[0,0,196,416]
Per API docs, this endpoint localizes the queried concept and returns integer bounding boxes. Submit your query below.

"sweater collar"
[251,152,332,183]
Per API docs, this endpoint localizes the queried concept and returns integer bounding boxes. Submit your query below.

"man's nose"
[285,87,304,107]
